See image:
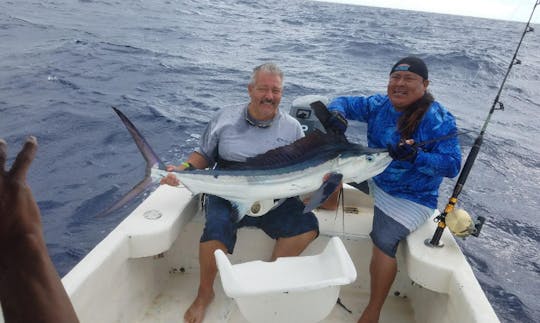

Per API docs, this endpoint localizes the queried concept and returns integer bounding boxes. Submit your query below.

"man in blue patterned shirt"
[327,56,461,323]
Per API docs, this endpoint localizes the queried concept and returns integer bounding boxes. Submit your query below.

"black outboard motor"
[289,95,329,134]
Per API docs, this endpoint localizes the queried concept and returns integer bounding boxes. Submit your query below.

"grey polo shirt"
[195,103,304,166]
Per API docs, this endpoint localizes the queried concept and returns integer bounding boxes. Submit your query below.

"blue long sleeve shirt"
[328,94,461,208]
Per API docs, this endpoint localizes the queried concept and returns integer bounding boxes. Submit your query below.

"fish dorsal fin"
[234,130,348,170]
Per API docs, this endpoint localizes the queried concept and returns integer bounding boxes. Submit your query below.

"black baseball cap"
[390,56,428,80]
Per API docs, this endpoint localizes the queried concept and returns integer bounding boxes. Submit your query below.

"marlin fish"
[106,106,392,218]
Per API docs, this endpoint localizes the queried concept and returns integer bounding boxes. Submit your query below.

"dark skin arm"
[0,137,79,323]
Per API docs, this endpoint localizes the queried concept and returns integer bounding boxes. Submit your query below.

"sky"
[317,0,540,23]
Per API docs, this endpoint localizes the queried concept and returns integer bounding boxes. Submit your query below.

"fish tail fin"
[97,177,153,217]
[112,107,166,171]
[98,107,166,217]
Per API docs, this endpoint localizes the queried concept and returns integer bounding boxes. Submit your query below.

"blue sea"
[1,1,539,322]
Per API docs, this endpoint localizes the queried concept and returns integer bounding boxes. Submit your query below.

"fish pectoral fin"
[303,172,343,213]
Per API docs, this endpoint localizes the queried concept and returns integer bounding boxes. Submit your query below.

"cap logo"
[393,64,410,72]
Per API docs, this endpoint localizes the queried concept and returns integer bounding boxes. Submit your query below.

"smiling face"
[387,70,429,111]
[247,70,283,121]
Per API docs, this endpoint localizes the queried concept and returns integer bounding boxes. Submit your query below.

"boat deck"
[60,185,499,323]
[138,271,415,323]
[136,205,416,323]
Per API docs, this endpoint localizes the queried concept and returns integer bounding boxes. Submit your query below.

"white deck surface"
[136,206,416,323]
[59,185,498,323]
[137,270,415,323]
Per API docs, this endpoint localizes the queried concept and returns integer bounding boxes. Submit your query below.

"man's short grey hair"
[250,62,284,86]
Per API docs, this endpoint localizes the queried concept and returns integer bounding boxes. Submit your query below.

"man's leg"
[271,229,317,260]
[185,195,236,323]
[184,240,227,323]
[357,245,397,323]
[262,197,319,260]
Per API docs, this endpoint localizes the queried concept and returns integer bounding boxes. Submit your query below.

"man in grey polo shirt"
[161,63,319,323]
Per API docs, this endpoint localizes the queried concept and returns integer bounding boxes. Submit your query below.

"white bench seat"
[214,237,357,323]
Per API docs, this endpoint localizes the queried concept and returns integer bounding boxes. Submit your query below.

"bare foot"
[184,290,215,323]
[357,306,380,323]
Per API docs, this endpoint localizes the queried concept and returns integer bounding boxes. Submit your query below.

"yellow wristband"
[181,162,192,169]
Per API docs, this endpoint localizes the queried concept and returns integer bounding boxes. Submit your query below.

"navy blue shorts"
[370,206,410,258]
[201,195,319,253]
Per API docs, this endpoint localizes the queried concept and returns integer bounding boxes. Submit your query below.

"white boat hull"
[58,184,499,323]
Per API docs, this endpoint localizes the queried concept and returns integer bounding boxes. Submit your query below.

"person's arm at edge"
[0,137,79,323]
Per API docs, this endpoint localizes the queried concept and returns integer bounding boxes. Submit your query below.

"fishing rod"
[427,0,539,247]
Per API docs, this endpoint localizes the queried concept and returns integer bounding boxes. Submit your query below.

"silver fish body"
[108,107,391,218]
[152,141,391,217]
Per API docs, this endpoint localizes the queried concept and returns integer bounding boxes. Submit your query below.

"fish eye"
[366,155,373,162]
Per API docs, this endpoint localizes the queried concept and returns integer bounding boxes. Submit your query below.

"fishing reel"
[445,208,485,238]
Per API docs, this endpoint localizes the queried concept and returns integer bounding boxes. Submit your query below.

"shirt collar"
[244,105,277,128]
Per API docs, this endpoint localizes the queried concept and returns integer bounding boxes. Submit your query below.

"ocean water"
[1,1,539,322]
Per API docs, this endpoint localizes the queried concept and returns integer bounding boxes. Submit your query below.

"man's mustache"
[260,98,275,105]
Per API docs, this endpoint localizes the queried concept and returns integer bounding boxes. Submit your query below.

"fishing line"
[414,130,475,148]
[427,0,539,246]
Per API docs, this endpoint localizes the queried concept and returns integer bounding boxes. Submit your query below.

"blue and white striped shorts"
[369,181,434,257]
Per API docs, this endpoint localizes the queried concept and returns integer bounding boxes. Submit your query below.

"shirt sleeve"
[414,109,462,178]
[328,95,383,122]
[195,118,219,166]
